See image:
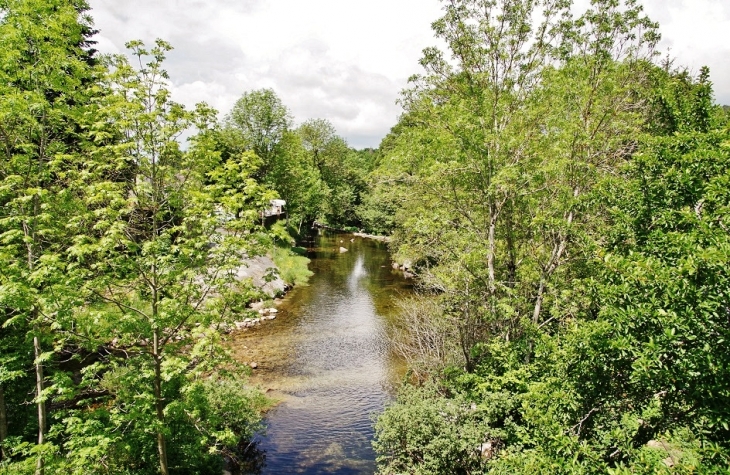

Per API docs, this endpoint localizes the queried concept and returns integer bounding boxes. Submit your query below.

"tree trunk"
[153,330,169,475]
[0,384,7,461]
[504,200,517,288]
[532,278,547,325]
[487,207,498,295]
[34,333,46,475]
[531,188,578,325]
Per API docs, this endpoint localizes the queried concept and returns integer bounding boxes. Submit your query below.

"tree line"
[363,0,730,473]
[0,1,372,474]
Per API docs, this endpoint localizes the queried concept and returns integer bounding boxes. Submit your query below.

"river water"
[230,231,412,474]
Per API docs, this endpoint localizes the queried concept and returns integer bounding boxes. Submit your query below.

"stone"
[339,247,348,253]
[479,441,495,460]
[233,255,286,297]
[249,362,258,369]
[268,308,278,313]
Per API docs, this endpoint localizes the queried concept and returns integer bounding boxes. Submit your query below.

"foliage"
[225,88,291,176]
[372,0,730,474]
[0,22,270,472]
[0,0,102,471]
[295,118,368,227]
[374,383,495,475]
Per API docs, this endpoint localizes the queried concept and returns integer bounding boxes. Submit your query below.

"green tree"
[372,0,659,371]
[296,118,365,227]
[63,40,268,475]
[374,5,730,472]
[226,88,291,177]
[267,130,328,232]
[298,118,338,172]
[0,0,101,472]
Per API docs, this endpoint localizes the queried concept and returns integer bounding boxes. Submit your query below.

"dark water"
[230,231,412,474]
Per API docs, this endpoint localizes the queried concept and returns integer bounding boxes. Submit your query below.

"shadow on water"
[229,230,413,474]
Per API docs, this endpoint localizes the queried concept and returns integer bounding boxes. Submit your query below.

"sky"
[87,0,730,149]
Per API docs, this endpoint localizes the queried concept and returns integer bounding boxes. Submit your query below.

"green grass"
[271,245,313,286]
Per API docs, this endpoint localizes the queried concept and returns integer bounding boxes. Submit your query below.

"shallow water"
[230,231,412,474]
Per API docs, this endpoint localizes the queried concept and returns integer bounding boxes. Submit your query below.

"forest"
[1,0,730,474]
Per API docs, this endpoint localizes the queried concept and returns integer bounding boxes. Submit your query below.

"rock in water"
[339,247,348,253]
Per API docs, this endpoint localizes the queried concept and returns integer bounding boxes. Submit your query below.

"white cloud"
[643,0,730,104]
[87,0,730,148]
[89,0,443,149]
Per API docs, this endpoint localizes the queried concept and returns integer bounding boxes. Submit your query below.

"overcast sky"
[88,0,730,149]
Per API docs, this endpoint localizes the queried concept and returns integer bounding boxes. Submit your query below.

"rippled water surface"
[230,231,412,474]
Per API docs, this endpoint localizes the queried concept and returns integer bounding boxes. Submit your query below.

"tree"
[374,3,730,472]
[266,130,328,232]
[0,1,101,472]
[297,118,338,172]
[296,119,365,227]
[63,40,269,475]
[371,0,659,370]
[226,88,291,176]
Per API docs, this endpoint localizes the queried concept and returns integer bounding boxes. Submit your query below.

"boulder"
[233,255,286,297]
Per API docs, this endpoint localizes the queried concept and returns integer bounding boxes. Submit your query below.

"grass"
[270,245,313,287]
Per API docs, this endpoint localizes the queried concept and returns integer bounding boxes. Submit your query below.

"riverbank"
[224,245,313,334]
[312,222,391,243]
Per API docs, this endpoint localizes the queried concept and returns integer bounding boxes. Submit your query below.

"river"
[230,231,413,474]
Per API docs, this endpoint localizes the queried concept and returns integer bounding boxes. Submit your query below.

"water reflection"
[230,231,412,474]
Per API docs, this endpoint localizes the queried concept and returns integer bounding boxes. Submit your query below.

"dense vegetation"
[0,1,369,474]
[2,0,730,474]
[365,0,730,473]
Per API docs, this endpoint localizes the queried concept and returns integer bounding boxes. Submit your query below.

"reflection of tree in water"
[229,440,265,475]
